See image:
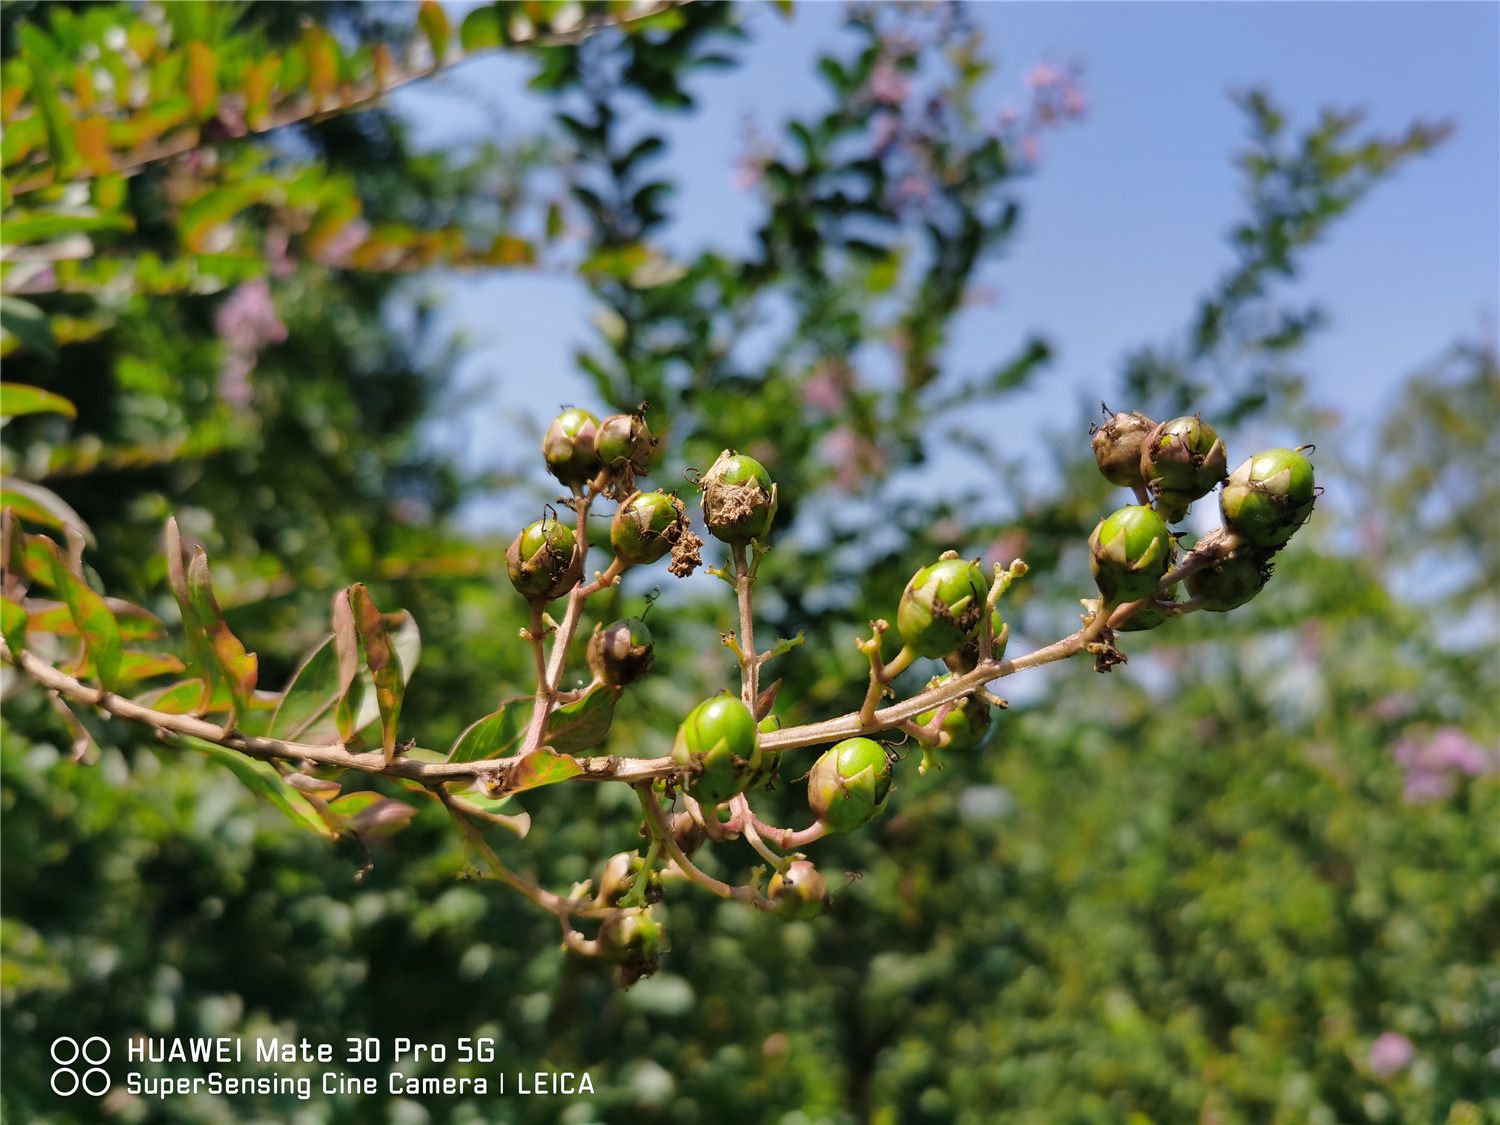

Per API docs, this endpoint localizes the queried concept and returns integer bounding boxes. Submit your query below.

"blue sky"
[393,2,1499,531]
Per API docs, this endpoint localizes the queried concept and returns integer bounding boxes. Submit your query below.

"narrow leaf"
[448,700,528,763]
[165,515,218,714]
[35,534,121,690]
[187,549,258,702]
[331,587,360,743]
[503,748,583,795]
[26,598,163,641]
[0,479,91,542]
[187,737,339,840]
[349,583,403,762]
[133,679,207,714]
[418,0,451,63]
[116,650,185,683]
[459,5,501,51]
[1,595,26,650]
[0,382,76,419]
[49,690,98,763]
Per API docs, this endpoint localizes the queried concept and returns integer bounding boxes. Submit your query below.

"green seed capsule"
[699,450,777,545]
[896,556,989,658]
[596,412,654,475]
[1140,414,1227,514]
[768,860,828,920]
[596,851,642,907]
[506,517,580,600]
[672,694,762,806]
[1091,409,1156,489]
[916,674,992,751]
[595,906,663,965]
[1088,505,1172,603]
[610,490,685,565]
[586,619,655,686]
[1219,448,1316,548]
[543,408,602,486]
[808,737,893,833]
[1117,585,1180,632]
[1186,549,1273,612]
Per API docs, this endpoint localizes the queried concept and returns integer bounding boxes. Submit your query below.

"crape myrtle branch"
[0,401,1317,980]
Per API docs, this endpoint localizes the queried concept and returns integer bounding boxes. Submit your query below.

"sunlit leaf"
[1,595,26,650]
[116,650,186,683]
[0,299,58,361]
[267,634,340,742]
[503,748,583,794]
[0,480,90,541]
[187,737,339,839]
[460,5,501,51]
[187,549,257,702]
[449,700,528,763]
[349,583,403,762]
[34,533,121,690]
[26,598,163,641]
[418,0,451,63]
[0,383,76,420]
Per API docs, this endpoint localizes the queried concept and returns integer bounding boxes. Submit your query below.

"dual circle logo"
[51,1037,110,1097]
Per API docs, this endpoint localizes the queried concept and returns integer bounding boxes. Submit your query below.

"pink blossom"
[315,218,370,267]
[867,57,911,106]
[214,279,287,408]
[822,427,887,491]
[732,156,765,192]
[1020,133,1041,165]
[891,173,932,211]
[1369,1032,1414,1078]
[1393,726,1496,803]
[1426,726,1494,775]
[871,112,900,156]
[802,368,846,413]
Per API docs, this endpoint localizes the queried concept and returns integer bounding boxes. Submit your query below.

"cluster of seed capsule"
[1087,408,1317,624]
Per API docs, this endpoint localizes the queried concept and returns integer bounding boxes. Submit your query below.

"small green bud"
[1090,409,1156,489]
[586,618,654,687]
[596,851,641,907]
[506,516,581,601]
[596,412,654,476]
[1117,585,1180,632]
[808,737,893,833]
[610,490,686,566]
[916,674,992,751]
[672,694,762,806]
[595,906,663,974]
[699,450,777,545]
[768,860,828,920]
[1140,414,1227,517]
[1219,448,1316,548]
[744,715,783,790]
[1088,505,1172,603]
[543,408,602,486]
[897,555,989,658]
[1186,549,1273,612]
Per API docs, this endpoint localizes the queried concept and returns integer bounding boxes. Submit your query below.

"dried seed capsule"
[596,412,654,475]
[1088,505,1172,603]
[1140,414,1228,520]
[1090,409,1156,489]
[916,674,992,751]
[1186,549,1273,612]
[506,516,581,601]
[596,851,642,907]
[610,490,686,566]
[543,408,602,486]
[586,618,655,686]
[595,906,663,966]
[768,860,828,920]
[672,694,762,806]
[896,556,989,658]
[699,450,777,545]
[1219,447,1316,548]
[808,737,893,833]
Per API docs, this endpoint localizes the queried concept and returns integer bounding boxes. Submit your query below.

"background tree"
[2,3,1494,1123]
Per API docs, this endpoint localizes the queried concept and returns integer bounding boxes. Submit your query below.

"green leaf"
[26,598,163,641]
[418,0,450,62]
[267,634,340,742]
[187,549,258,703]
[165,516,218,715]
[449,700,528,763]
[116,650,186,683]
[0,382,75,419]
[187,737,338,840]
[133,679,208,715]
[0,299,58,361]
[503,748,583,795]
[1,595,26,650]
[0,212,134,244]
[0,479,90,542]
[544,684,623,754]
[349,584,404,761]
[330,588,361,743]
[34,533,121,690]
[459,5,500,51]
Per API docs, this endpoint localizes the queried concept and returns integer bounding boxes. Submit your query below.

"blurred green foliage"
[2,3,1495,1123]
